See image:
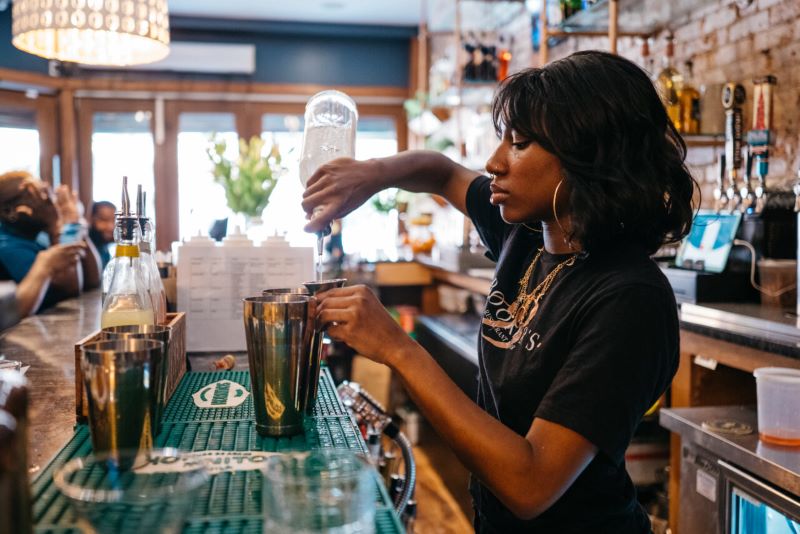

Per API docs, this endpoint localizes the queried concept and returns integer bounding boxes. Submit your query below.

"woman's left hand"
[54,185,84,225]
[315,285,414,367]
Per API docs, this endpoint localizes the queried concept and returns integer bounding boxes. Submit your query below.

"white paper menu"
[176,234,313,352]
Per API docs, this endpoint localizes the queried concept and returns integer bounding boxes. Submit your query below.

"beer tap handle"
[739,147,753,213]
[713,153,728,213]
[722,83,745,214]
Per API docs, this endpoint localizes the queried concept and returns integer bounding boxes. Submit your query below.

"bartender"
[304,51,694,533]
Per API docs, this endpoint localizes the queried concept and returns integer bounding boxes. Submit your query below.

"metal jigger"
[243,294,314,436]
[301,278,347,414]
[261,280,346,414]
[101,324,171,437]
[80,339,161,468]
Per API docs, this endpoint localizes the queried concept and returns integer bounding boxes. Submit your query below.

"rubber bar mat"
[161,368,347,423]
[36,508,401,534]
[32,371,401,533]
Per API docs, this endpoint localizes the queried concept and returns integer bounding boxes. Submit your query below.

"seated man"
[88,200,116,269]
[0,171,100,315]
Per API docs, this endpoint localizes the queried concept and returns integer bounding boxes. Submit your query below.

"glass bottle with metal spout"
[299,90,358,279]
[136,186,167,324]
[100,177,154,328]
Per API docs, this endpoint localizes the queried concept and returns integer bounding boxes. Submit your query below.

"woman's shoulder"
[581,241,673,295]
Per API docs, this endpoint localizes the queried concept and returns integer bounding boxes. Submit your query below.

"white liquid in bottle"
[101,309,155,328]
[299,125,355,187]
[299,91,358,281]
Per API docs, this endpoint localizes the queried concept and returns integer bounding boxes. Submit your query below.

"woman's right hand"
[300,158,381,233]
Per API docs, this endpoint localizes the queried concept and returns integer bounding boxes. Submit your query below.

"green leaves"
[206,135,282,218]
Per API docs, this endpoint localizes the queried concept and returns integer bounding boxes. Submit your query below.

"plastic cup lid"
[753,367,800,384]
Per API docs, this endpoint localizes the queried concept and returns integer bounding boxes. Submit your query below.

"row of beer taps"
[713,147,768,214]
[710,77,800,215]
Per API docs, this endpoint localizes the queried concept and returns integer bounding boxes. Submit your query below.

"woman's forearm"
[371,151,479,214]
[15,264,50,317]
[388,343,548,517]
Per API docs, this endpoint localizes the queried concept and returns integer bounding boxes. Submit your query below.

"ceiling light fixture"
[11,0,170,67]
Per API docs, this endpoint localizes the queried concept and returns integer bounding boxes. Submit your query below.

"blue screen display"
[730,487,800,534]
[676,211,742,273]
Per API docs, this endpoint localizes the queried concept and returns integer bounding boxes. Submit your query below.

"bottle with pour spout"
[136,186,167,324]
[100,177,154,328]
[299,90,358,277]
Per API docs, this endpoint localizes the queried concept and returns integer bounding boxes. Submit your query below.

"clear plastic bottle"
[299,90,359,188]
[136,186,167,325]
[101,177,154,328]
[298,90,358,278]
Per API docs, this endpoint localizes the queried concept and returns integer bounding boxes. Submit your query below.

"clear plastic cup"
[53,448,208,534]
[262,450,375,533]
[753,367,800,446]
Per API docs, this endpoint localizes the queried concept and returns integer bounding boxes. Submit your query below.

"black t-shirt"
[465,176,679,533]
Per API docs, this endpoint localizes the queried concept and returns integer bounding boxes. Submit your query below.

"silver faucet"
[726,170,741,213]
[753,155,768,214]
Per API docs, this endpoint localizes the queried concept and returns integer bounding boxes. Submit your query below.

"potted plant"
[206,135,282,230]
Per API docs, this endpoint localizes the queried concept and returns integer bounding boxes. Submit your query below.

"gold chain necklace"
[508,248,577,327]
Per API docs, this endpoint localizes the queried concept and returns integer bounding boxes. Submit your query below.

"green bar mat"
[161,368,347,423]
[37,509,401,534]
[32,370,403,534]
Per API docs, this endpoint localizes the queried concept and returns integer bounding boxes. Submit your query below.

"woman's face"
[485,129,567,225]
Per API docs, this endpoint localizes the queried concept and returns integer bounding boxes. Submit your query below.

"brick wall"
[545,0,800,207]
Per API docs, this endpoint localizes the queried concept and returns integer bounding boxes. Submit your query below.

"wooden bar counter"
[0,290,103,473]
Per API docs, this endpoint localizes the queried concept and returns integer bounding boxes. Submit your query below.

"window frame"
[74,97,406,250]
[0,89,58,185]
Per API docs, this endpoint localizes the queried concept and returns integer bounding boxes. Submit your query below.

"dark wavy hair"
[492,50,697,254]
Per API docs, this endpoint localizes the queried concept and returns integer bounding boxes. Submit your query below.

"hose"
[386,426,416,517]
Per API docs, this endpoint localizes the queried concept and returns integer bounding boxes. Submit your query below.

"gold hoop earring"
[552,179,568,237]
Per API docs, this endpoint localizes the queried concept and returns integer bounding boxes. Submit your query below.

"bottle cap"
[260,233,290,247]
[222,226,253,247]
[184,232,215,247]
[116,176,139,243]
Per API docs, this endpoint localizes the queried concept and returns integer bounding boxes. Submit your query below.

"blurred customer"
[88,200,116,268]
[0,171,101,314]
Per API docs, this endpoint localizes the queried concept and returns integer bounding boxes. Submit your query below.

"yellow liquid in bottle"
[101,309,155,328]
[678,85,701,134]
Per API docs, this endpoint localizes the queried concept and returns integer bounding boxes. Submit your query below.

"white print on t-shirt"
[481,282,543,351]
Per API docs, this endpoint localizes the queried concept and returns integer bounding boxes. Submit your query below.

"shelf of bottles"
[547,0,717,35]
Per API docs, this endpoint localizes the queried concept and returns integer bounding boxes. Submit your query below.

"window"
[344,116,399,261]
[90,111,156,223]
[259,114,400,258]
[177,112,238,240]
[0,108,40,177]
